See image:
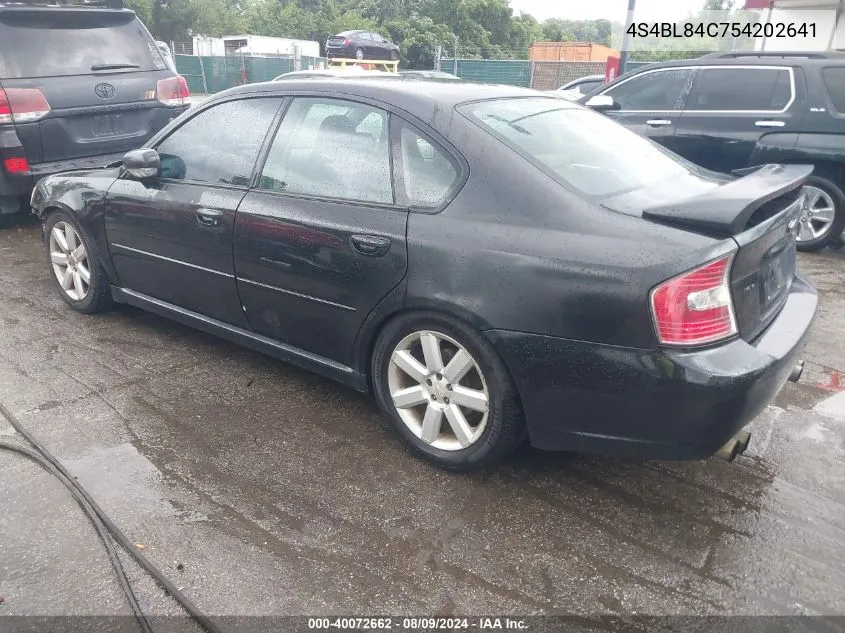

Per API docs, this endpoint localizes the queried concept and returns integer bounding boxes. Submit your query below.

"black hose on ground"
[0,438,154,633]
[0,400,224,633]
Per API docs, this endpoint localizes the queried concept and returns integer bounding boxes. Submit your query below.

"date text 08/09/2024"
[626,21,816,39]
[307,618,528,630]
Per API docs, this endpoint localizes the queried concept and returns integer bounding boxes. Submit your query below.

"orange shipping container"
[529,41,619,62]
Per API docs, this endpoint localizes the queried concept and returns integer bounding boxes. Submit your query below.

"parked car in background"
[0,0,189,218]
[31,79,814,470]
[325,31,400,61]
[581,52,845,250]
[399,70,461,81]
[557,73,604,96]
[274,69,400,80]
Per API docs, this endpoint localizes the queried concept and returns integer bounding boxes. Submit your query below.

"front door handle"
[755,120,786,128]
[350,234,390,257]
[646,119,672,127]
[196,208,223,227]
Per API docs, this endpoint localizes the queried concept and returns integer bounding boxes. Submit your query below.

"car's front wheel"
[44,210,111,313]
[389,50,399,61]
[795,174,845,251]
[372,312,524,471]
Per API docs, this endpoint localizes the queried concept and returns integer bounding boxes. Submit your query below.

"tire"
[44,210,112,314]
[355,48,364,60]
[371,312,524,471]
[795,173,845,252]
[389,50,399,61]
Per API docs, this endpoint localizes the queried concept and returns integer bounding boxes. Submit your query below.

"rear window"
[0,11,165,79]
[460,97,690,199]
[822,67,845,113]
[687,67,792,111]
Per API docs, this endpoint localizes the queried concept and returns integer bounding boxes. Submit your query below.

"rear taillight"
[0,87,51,124]
[343,38,351,46]
[156,76,190,107]
[650,253,738,346]
[3,157,29,173]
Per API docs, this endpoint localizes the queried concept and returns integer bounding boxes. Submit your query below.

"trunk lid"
[602,164,811,342]
[0,7,173,163]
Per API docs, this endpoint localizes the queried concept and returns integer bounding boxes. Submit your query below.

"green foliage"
[134,0,620,67]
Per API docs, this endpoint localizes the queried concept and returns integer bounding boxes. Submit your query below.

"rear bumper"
[1,151,129,210]
[326,45,357,58]
[485,274,817,460]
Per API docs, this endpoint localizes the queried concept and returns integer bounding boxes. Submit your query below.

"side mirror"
[585,94,620,112]
[123,148,160,180]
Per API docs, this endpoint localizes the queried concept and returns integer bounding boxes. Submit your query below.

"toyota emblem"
[94,83,116,99]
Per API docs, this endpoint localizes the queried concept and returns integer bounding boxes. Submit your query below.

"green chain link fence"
[175,55,328,94]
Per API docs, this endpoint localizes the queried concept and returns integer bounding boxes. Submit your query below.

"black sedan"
[325,30,400,61]
[30,79,816,470]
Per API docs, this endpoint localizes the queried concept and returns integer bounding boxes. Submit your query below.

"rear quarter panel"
[405,116,726,349]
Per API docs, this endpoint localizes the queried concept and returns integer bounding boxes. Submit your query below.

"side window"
[687,68,792,111]
[822,67,845,112]
[155,98,280,185]
[259,97,393,204]
[359,32,372,40]
[398,123,460,208]
[605,68,695,111]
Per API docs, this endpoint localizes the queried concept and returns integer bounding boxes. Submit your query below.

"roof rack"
[701,50,845,59]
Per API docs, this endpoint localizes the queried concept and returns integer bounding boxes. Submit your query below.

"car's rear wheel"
[44,211,111,313]
[355,47,364,60]
[795,174,845,251]
[372,312,524,471]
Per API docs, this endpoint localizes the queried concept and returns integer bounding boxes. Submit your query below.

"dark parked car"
[0,0,190,218]
[31,79,816,470]
[325,30,400,61]
[581,51,845,250]
[558,73,604,96]
[399,70,461,81]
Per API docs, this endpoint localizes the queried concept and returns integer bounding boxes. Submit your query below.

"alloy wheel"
[49,221,90,301]
[387,330,489,451]
[797,186,836,242]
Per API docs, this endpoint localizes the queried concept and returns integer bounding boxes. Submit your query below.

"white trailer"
[222,35,320,58]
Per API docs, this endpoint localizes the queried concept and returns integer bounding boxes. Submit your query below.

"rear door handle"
[646,119,672,127]
[755,120,786,128]
[350,234,390,257]
[196,208,223,227]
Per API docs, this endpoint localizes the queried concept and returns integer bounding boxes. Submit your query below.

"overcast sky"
[509,0,712,22]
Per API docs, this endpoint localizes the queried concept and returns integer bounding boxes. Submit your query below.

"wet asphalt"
[0,218,844,621]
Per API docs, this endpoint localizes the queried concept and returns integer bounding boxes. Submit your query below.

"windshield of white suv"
[461,97,691,199]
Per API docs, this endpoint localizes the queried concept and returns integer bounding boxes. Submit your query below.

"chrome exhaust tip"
[789,360,804,383]
[714,438,741,462]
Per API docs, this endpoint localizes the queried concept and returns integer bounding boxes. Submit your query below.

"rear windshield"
[460,97,689,199]
[0,11,165,79]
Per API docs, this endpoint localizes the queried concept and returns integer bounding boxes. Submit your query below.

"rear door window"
[822,67,845,112]
[397,124,460,208]
[686,67,792,111]
[604,68,696,111]
[0,11,165,79]
[258,97,393,204]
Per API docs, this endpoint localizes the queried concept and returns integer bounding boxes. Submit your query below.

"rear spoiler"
[642,164,812,236]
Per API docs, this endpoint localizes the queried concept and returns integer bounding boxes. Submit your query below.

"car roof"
[626,51,845,72]
[275,69,396,79]
[215,78,549,120]
[566,74,604,83]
